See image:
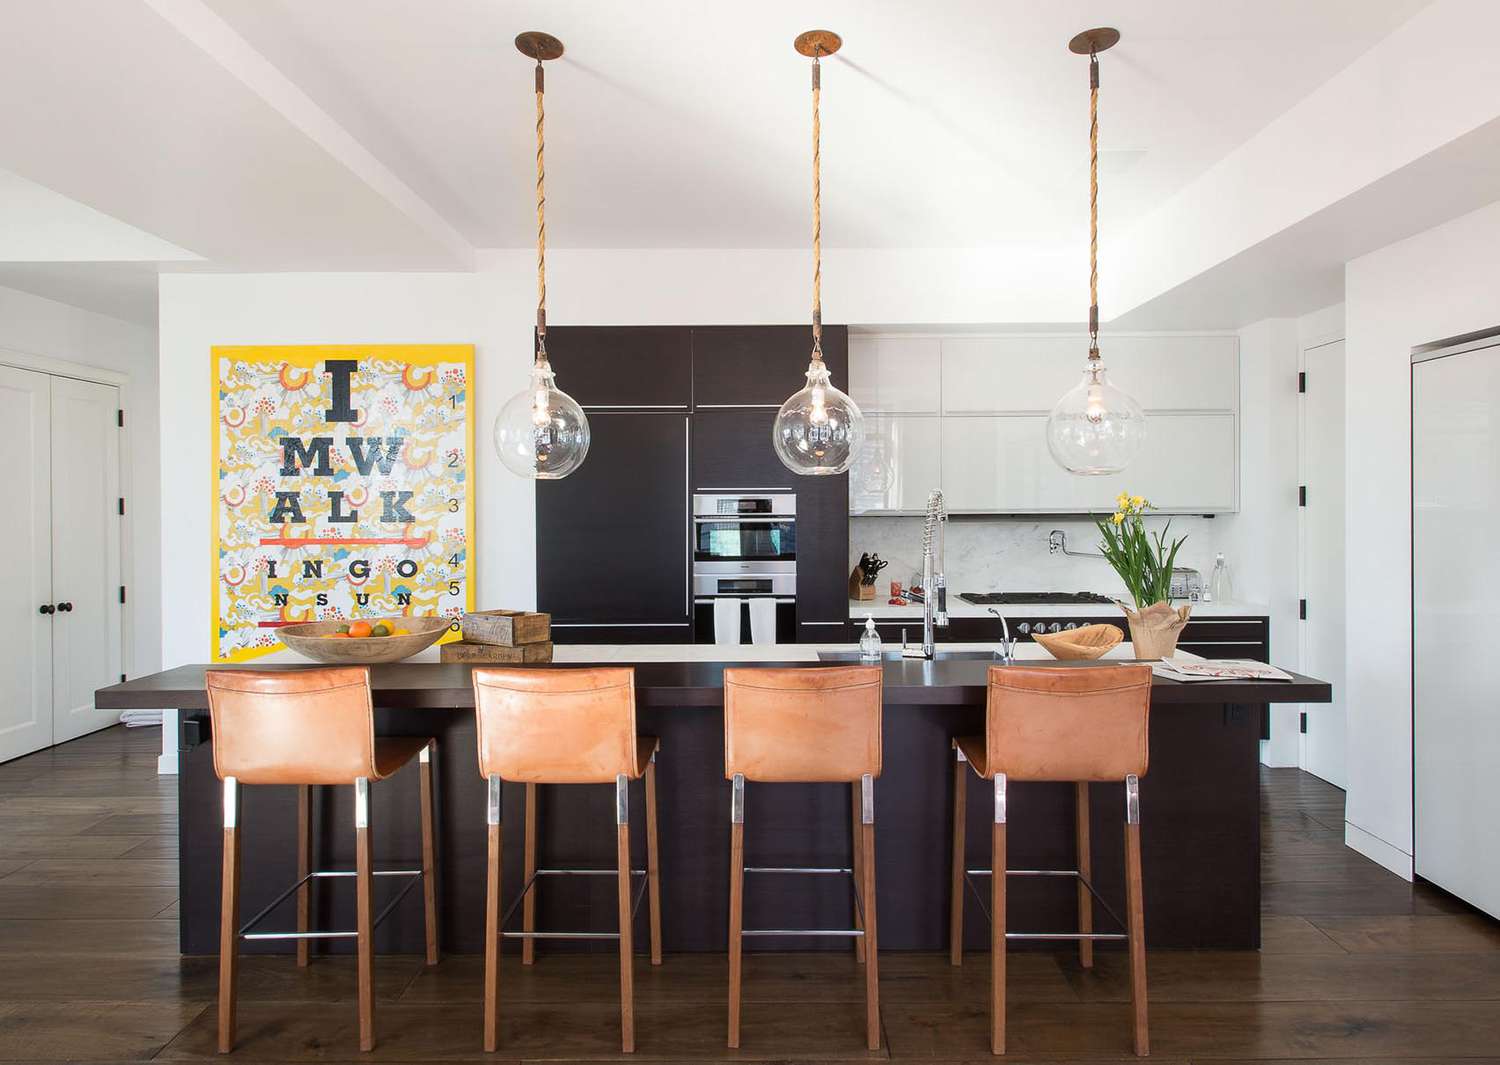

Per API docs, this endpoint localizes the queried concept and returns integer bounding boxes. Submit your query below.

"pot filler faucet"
[906,489,949,660]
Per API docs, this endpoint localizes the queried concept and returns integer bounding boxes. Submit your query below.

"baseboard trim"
[1345,821,1413,881]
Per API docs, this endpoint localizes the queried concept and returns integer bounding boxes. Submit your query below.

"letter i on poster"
[211,345,475,663]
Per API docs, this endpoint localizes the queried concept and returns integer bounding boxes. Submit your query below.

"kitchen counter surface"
[850,598,1269,619]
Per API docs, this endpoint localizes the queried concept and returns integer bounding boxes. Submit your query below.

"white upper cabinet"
[940,335,1238,414]
[850,415,941,514]
[940,414,1237,515]
[848,335,941,413]
[849,332,1240,514]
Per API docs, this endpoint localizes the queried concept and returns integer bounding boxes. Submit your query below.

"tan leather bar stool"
[950,664,1152,1057]
[205,667,439,1054]
[472,667,661,1054]
[722,665,883,1051]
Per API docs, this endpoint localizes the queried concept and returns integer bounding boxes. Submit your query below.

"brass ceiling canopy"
[794,30,842,57]
[1068,27,1120,55]
[514,31,564,61]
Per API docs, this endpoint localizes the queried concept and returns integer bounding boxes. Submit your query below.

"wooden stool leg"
[615,774,635,1053]
[850,780,866,963]
[949,746,967,966]
[991,773,1007,1057]
[727,774,745,1049]
[859,774,880,1051]
[354,777,375,1053]
[296,783,311,968]
[483,775,503,1053]
[217,777,241,1054]
[420,743,439,966]
[1124,774,1149,1057]
[522,782,537,965]
[1076,781,1093,970]
[645,753,663,966]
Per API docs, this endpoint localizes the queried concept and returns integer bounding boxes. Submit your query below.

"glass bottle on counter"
[1208,553,1233,604]
[859,616,883,661]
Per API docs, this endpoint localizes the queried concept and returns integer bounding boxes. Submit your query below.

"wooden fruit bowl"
[278,616,451,664]
[1034,623,1124,661]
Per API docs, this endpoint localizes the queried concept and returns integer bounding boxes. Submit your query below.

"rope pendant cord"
[811,51,824,363]
[534,59,547,362]
[1087,50,1100,360]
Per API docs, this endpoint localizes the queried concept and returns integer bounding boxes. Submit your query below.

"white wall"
[1343,198,1500,878]
[0,283,161,754]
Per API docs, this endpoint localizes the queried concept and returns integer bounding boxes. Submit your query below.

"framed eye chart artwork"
[211,344,475,662]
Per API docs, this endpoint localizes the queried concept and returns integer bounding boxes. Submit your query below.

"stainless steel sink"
[817,649,1003,662]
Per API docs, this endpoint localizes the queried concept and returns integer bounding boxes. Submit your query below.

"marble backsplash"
[848,515,1232,600]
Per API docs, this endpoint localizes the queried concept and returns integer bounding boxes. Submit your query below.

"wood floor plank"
[0,1000,209,1062]
[3,859,177,886]
[1263,878,1472,917]
[1311,913,1500,953]
[0,884,177,919]
[1258,916,1346,955]
[0,918,180,957]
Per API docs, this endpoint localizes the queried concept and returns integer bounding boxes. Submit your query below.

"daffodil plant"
[1095,493,1187,608]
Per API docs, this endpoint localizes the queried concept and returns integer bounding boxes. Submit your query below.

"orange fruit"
[347,620,373,638]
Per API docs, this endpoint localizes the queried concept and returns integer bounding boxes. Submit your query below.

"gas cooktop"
[958,591,1116,605]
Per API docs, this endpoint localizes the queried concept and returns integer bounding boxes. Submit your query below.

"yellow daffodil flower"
[1111,512,1125,524]
[1130,495,1145,509]
[1116,492,1130,508]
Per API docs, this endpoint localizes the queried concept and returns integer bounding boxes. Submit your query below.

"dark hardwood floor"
[1,724,1497,1063]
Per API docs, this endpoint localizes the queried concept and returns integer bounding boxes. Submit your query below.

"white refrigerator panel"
[1413,340,1500,918]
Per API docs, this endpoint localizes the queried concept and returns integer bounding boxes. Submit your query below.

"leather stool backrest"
[723,666,883,782]
[205,667,377,785]
[986,665,1151,782]
[472,667,639,783]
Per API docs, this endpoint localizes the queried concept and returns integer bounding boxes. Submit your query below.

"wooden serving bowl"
[1033,623,1124,661]
[278,616,451,664]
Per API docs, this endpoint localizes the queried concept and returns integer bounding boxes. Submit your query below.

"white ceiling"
[2,0,1478,327]
[200,0,1428,249]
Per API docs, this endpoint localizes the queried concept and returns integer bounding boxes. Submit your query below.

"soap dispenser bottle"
[858,616,883,661]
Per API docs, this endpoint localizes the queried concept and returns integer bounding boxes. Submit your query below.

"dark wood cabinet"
[691,325,848,408]
[794,474,850,625]
[691,409,795,491]
[536,412,691,641]
[540,326,692,409]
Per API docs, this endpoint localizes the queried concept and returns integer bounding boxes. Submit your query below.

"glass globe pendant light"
[494,32,590,480]
[1045,28,1145,476]
[772,30,864,477]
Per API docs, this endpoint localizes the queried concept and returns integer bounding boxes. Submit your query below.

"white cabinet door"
[49,376,122,745]
[0,366,54,762]
[848,336,941,413]
[850,415,941,513]
[941,335,1238,414]
[942,414,1236,514]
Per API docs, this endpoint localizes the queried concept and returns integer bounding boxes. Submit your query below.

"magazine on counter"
[1150,658,1295,683]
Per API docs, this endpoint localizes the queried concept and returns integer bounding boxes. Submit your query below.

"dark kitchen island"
[95,653,1329,956]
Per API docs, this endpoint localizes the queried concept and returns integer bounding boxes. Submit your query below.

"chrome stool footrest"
[497,865,650,940]
[739,863,866,937]
[962,866,1129,940]
[238,867,425,941]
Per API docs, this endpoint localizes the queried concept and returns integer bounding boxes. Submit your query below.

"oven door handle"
[692,516,796,523]
[695,597,797,604]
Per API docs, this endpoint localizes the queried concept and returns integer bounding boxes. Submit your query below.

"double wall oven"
[691,492,797,643]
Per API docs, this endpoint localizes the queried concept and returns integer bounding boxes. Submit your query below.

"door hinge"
[120,673,127,683]
[118,497,126,516]
[1299,598,1307,620]
[1298,485,1306,507]
[1298,372,1306,393]
[1299,712,1308,734]
[117,409,124,427]
[119,585,127,604]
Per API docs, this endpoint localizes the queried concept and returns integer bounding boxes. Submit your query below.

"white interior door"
[1300,340,1347,788]
[1414,341,1500,918]
[49,375,122,745]
[0,366,54,762]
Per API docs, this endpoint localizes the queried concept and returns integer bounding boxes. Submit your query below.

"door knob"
[38,604,54,615]
[56,602,73,612]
